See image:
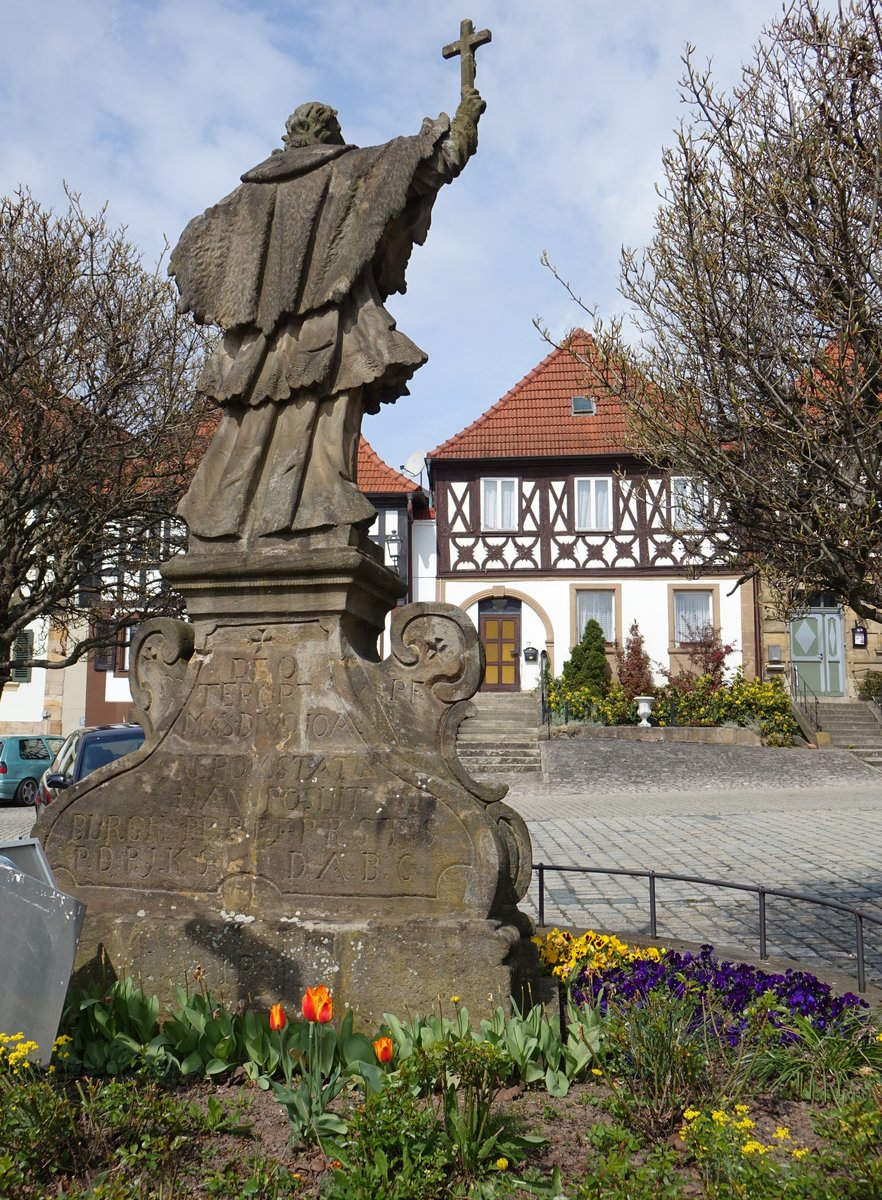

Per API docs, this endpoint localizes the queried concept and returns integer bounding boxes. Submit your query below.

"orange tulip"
[373,1035,394,1064]
[301,985,333,1024]
[269,1003,286,1032]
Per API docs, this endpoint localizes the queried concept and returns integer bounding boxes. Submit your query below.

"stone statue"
[170,67,485,546]
[36,24,539,1023]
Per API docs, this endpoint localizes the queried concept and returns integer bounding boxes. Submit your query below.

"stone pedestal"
[36,545,536,1019]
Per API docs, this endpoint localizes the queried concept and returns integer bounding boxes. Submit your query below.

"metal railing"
[533,861,882,992]
[538,650,551,728]
[788,666,822,733]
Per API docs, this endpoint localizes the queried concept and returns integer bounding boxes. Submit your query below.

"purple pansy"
[572,943,867,1043]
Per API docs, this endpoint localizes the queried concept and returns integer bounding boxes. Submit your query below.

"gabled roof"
[356,437,416,495]
[428,329,634,461]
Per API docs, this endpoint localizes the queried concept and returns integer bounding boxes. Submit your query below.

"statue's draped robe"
[170,115,462,540]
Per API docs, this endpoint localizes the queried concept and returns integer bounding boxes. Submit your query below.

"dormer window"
[571,395,596,415]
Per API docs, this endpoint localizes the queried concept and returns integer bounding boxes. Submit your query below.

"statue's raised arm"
[170,22,492,553]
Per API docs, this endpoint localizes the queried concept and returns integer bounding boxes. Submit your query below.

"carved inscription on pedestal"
[51,624,484,916]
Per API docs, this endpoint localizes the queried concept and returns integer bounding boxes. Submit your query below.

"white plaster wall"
[105,673,133,704]
[61,656,88,732]
[412,520,437,603]
[443,574,746,689]
[519,604,547,691]
[0,667,47,724]
[717,584,746,672]
[620,579,671,682]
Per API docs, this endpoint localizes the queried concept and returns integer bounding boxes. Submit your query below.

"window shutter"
[11,630,34,683]
[93,621,116,672]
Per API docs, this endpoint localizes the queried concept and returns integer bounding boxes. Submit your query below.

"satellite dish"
[401,451,426,478]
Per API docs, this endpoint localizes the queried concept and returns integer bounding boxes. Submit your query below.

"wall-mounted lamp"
[853,625,868,649]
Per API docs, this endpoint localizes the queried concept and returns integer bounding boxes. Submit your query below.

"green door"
[789,609,844,696]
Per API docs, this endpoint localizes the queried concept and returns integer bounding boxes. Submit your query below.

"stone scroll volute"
[354,601,534,931]
[128,618,195,741]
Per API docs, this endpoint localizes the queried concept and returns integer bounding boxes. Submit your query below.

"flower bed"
[547,671,800,746]
[1,952,880,1198]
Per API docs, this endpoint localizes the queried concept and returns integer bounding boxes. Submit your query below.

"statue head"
[283,103,345,149]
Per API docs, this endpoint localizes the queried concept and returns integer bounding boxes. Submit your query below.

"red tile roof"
[356,437,417,495]
[429,329,636,460]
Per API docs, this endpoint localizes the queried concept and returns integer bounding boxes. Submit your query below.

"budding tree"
[0,187,214,700]
[565,0,882,623]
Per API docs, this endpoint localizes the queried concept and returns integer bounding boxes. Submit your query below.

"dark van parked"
[37,725,144,808]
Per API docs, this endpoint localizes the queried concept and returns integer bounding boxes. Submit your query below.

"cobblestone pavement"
[0,803,36,845]
[2,739,880,992]
[508,740,882,992]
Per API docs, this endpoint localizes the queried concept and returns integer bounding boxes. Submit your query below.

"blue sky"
[1,0,794,477]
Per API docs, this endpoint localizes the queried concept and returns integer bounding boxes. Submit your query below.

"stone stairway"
[817,701,882,767]
[456,691,543,775]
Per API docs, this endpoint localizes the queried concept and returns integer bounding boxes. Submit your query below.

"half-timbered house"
[427,330,760,692]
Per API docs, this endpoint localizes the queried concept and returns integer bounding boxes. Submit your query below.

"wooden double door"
[479,604,521,691]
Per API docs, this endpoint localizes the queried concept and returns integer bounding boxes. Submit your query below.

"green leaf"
[205,1057,231,1076]
[341,1031,375,1067]
[187,1009,207,1035]
[180,1050,204,1075]
[382,1012,414,1058]
[349,1060,385,1094]
[314,1023,338,1076]
[314,1111,349,1136]
[210,1035,235,1062]
[545,1067,569,1097]
[522,1062,545,1085]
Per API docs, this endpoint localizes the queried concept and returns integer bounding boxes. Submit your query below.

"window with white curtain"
[481,478,518,530]
[576,590,615,643]
[574,477,612,530]
[674,590,712,645]
[670,476,706,530]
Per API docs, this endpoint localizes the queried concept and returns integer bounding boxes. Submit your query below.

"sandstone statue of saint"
[170,76,485,547]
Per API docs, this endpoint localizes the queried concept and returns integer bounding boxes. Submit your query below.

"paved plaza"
[511,739,882,994]
[2,738,880,993]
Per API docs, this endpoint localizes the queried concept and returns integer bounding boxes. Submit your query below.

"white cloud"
[1,0,809,468]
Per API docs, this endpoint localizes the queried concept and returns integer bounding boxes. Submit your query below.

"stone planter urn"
[635,695,655,728]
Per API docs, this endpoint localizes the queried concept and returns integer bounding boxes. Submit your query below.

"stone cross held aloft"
[442,18,492,92]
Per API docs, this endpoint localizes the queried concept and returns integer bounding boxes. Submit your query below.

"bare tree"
[0,187,214,700]
[553,0,882,623]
